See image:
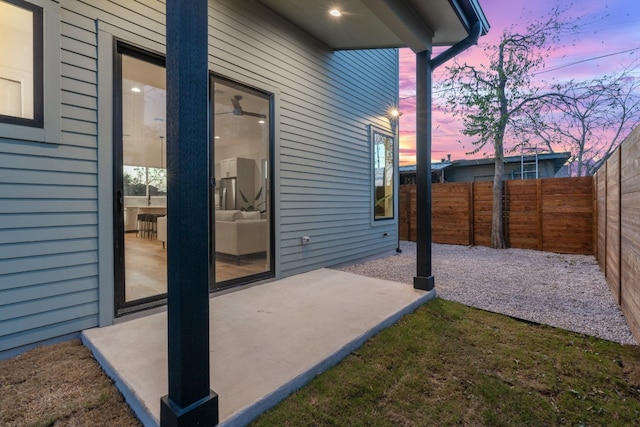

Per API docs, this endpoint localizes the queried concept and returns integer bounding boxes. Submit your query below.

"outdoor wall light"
[329,9,341,17]
[388,108,402,119]
[387,107,402,134]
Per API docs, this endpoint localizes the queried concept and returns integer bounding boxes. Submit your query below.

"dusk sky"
[398,0,640,165]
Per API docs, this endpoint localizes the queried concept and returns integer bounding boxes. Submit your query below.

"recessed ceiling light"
[131,87,141,93]
[329,9,341,17]
[214,136,221,139]
[258,120,265,124]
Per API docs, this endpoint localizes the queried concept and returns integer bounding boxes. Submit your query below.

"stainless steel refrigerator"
[218,177,237,210]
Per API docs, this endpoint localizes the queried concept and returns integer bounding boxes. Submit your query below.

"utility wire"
[532,46,640,75]
[398,46,640,100]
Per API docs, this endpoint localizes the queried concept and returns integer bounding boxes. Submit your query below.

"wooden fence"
[399,176,595,254]
[595,125,640,342]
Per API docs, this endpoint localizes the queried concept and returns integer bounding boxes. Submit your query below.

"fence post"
[602,163,607,276]
[537,179,543,251]
[617,149,622,306]
[410,185,416,242]
[592,174,597,262]
[468,182,474,246]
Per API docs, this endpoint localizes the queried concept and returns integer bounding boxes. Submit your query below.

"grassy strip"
[0,340,141,427]
[252,299,640,426]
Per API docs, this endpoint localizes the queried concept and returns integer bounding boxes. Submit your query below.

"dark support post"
[160,0,218,425]
[414,50,435,291]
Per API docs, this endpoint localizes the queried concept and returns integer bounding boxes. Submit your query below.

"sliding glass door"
[210,76,274,289]
[114,42,167,313]
[112,47,275,313]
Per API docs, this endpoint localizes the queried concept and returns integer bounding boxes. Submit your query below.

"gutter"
[413,16,485,291]
[432,19,483,69]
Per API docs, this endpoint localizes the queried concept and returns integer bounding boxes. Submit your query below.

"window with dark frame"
[372,128,395,220]
[0,0,43,128]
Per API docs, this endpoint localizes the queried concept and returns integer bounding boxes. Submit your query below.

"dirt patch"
[624,359,640,388]
[0,339,140,427]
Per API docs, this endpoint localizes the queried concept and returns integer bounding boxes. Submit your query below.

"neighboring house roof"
[400,152,572,173]
[431,161,453,171]
[453,152,571,168]
[399,165,417,173]
[400,162,452,173]
[256,0,490,52]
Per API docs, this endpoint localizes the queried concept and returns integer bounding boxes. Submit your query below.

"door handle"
[117,189,123,212]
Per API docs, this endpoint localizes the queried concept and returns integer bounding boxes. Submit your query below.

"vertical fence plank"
[399,185,410,241]
[473,182,493,246]
[410,185,417,241]
[619,126,640,342]
[432,183,472,245]
[468,182,475,246]
[504,180,540,250]
[596,165,607,273]
[537,179,543,251]
[541,177,594,254]
[606,151,621,304]
[400,177,594,254]
[592,171,598,269]
[400,130,640,343]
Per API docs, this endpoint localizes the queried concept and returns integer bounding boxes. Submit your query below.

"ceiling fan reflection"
[215,95,266,118]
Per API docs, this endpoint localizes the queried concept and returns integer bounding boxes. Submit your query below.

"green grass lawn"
[252,299,640,426]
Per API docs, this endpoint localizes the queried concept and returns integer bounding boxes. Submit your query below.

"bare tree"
[439,7,578,248]
[525,64,640,176]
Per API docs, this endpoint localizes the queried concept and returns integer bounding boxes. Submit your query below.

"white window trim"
[0,0,60,143]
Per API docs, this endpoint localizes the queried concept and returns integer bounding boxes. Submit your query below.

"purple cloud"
[398,0,640,165]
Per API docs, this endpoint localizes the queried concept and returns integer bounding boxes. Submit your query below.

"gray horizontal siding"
[0,264,98,291]
[0,0,103,352]
[0,289,97,323]
[1,300,97,336]
[0,168,97,187]
[0,212,98,229]
[2,277,96,306]
[1,0,399,352]
[0,239,98,260]
[208,0,398,277]
[0,311,98,351]
[0,225,97,244]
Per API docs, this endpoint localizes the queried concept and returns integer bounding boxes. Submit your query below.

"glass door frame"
[209,73,276,290]
[113,40,167,315]
[112,51,277,314]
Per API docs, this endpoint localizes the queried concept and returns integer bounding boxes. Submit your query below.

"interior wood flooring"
[124,233,268,302]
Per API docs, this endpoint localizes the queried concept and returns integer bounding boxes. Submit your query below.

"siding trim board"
[96,25,115,327]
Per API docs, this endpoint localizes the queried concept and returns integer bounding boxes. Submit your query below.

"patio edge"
[220,288,437,427]
[81,332,159,427]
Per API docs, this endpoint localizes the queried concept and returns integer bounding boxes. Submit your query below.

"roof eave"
[450,0,490,37]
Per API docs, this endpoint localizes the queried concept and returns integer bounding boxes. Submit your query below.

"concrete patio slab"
[82,268,435,426]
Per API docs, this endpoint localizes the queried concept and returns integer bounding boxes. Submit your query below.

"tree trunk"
[491,157,506,248]
[491,42,508,249]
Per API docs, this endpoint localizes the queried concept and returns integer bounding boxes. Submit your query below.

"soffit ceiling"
[255,0,488,52]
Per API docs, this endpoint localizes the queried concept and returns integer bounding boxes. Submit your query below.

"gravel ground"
[336,241,637,346]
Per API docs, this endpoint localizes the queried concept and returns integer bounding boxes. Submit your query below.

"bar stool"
[145,214,156,239]
[153,214,166,241]
[136,213,148,238]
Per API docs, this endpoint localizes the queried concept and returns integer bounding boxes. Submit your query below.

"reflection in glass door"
[210,76,274,289]
[114,43,167,312]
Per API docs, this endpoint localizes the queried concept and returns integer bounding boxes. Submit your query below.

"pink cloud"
[398,0,640,165]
